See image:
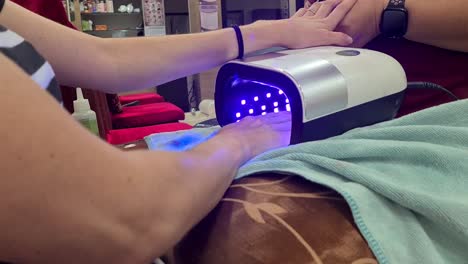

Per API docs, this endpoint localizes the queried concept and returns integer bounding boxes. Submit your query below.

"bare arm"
[0,52,281,263]
[0,0,354,93]
[309,0,468,51]
[402,0,468,51]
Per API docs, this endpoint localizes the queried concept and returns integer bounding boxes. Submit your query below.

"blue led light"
[229,78,290,123]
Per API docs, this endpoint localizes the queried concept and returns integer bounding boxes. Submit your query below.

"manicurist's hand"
[306,0,385,48]
[280,0,358,49]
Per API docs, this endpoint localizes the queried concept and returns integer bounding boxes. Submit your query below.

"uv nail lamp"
[215,46,407,144]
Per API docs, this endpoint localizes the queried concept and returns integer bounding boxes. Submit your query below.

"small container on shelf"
[97,0,106,12]
[95,24,108,31]
[106,0,114,13]
[81,19,94,31]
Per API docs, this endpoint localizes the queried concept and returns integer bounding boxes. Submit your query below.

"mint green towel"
[146,100,468,264]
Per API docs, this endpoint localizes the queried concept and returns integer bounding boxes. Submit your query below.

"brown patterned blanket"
[122,141,375,264]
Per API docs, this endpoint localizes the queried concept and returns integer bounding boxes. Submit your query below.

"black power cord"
[407,82,459,101]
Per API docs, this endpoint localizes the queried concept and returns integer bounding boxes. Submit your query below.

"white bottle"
[72,88,99,136]
[199,0,218,32]
[97,1,105,12]
[106,0,114,13]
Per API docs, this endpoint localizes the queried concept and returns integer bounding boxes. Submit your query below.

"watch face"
[380,8,408,38]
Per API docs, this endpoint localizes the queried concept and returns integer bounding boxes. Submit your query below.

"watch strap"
[387,0,405,9]
[0,0,5,13]
[380,0,408,38]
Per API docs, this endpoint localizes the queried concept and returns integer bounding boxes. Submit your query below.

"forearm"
[0,1,283,93]
[102,20,283,92]
[126,133,247,258]
[383,0,468,51]
[0,54,248,263]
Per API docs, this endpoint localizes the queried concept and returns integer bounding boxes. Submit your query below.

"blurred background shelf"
[80,12,142,16]
[84,28,143,38]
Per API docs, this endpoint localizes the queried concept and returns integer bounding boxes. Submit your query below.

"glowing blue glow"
[152,130,218,152]
[228,78,290,123]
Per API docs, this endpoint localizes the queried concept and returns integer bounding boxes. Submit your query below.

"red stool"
[119,93,165,105]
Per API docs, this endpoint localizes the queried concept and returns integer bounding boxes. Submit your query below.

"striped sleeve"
[0,25,62,102]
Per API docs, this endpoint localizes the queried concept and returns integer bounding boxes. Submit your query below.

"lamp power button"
[336,50,361,56]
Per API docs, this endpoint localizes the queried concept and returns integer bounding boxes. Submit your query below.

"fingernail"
[346,35,353,44]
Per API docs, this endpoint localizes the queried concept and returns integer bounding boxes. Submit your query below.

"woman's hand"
[280,0,358,49]
[217,111,292,159]
[306,0,386,48]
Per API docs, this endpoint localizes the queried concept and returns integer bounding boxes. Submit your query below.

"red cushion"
[107,122,193,145]
[112,102,185,128]
[12,0,76,29]
[119,93,165,105]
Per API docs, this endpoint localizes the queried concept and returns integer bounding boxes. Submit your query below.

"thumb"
[320,31,353,46]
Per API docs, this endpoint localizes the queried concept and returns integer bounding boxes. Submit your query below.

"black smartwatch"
[0,0,5,13]
[379,0,408,38]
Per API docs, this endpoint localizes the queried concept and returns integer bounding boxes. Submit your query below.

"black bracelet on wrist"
[0,0,5,14]
[232,25,244,60]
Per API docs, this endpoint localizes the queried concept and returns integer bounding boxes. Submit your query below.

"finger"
[292,8,308,18]
[268,114,291,123]
[316,30,354,46]
[325,0,358,29]
[305,2,322,16]
[270,120,292,131]
[315,0,342,18]
[304,0,312,9]
[260,111,291,123]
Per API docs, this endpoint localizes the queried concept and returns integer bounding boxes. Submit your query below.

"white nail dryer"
[214,46,407,144]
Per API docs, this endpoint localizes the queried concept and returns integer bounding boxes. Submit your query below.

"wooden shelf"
[84,29,141,33]
[80,12,141,16]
